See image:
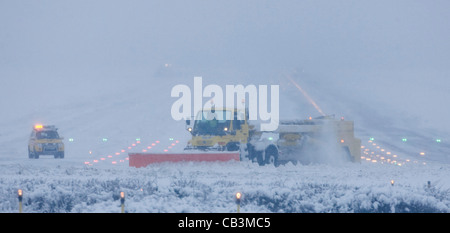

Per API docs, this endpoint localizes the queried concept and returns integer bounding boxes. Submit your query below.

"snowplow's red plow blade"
[129,152,240,168]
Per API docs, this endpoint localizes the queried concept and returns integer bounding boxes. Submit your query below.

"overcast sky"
[1,1,449,76]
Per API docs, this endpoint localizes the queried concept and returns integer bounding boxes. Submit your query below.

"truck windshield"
[193,110,231,136]
[36,131,60,139]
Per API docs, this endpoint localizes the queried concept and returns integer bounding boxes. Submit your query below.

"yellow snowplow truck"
[183,108,361,166]
[129,108,361,167]
[185,108,250,151]
[28,125,65,159]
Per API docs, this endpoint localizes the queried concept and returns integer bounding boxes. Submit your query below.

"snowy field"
[1,1,450,213]
[0,155,449,213]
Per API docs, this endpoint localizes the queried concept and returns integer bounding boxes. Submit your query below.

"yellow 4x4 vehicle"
[28,125,64,159]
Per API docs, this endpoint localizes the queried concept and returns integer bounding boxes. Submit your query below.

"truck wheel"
[265,148,278,166]
[257,153,265,166]
[54,152,64,159]
[226,142,240,151]
[252,151,264,166]
[247,144,265,165]
[34,153,39,159]
[28,149,34,159]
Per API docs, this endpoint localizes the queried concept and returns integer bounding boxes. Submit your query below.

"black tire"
[54,152,64,159]
[28,149,34,159]
[256,151,265,166]
[265,147,279,166]
[34,153,39,159]
[247,144,265,166]
[226,142,240,151]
